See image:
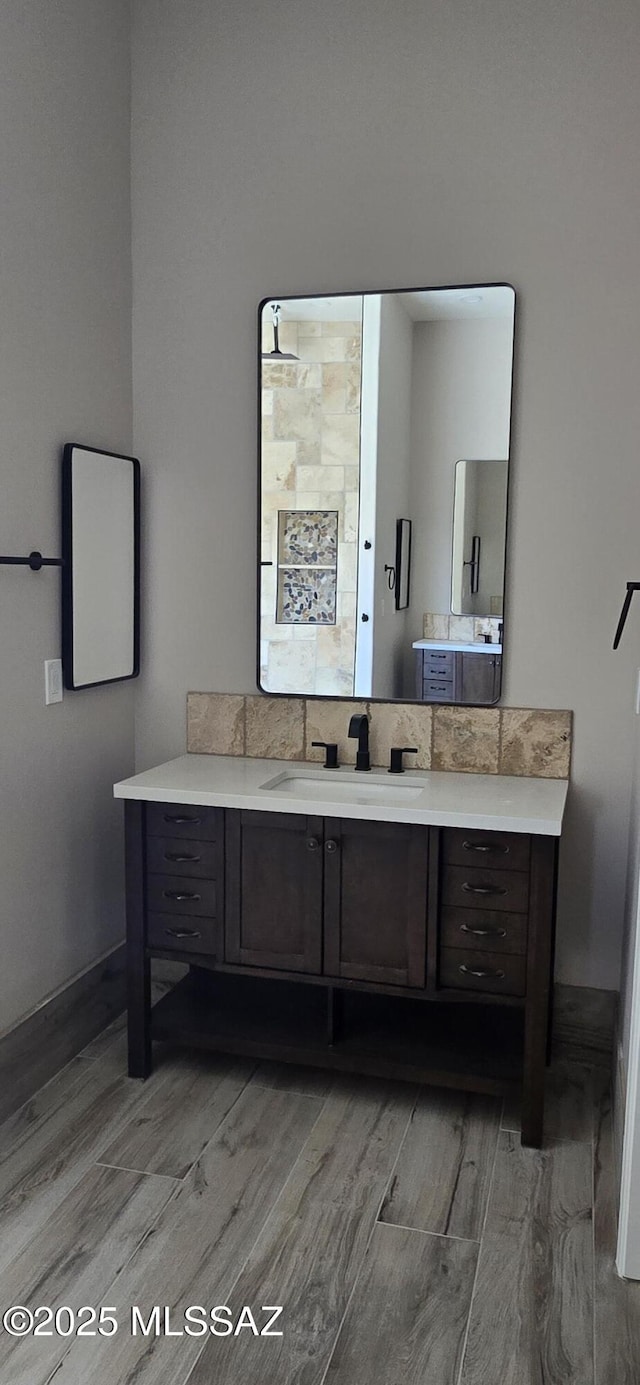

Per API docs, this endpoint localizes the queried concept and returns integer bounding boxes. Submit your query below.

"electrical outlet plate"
[45,659,63,705]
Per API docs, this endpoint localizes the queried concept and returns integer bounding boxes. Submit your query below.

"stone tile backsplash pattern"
[187,693,572,778]
[423,612,503,644]
[261,317,361,695]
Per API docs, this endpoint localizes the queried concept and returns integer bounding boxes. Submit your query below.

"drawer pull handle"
[459,963,505,980]
[462,840,510,855]
[162,889,201,902]
[460,923,507,939]
[164,926,201,940]
[163,852,202,864]
[461,882,508,897]
[163,814,202,826]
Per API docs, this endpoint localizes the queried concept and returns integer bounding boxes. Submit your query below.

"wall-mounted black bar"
[613,582,640,649]
[0,551,63,572]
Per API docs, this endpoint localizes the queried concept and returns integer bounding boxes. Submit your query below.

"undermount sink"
[259,771,424,802]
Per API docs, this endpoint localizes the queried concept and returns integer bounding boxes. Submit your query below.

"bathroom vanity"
[116,755,566,1147]
[413,640,503,704]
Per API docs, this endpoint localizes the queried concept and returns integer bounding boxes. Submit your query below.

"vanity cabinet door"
[225,810,323,973]
[456,652,500,705]
[323,818,428,987]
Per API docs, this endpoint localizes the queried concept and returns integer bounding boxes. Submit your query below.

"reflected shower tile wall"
[260,318,362,696]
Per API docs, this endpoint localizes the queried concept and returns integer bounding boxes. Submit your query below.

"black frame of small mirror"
[257,282,516,707]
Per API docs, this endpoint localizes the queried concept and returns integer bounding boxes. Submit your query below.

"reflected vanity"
[258,284,515,705]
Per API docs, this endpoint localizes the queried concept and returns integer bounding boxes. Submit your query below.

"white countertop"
[114,754,567,836]
[413,640,503,655]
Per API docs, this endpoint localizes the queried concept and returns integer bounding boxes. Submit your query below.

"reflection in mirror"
[451,460,509,615]
[258,285,515,704]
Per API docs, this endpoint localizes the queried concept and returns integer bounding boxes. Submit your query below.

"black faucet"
[348,713,370,771]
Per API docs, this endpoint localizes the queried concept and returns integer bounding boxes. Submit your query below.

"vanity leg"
[125,800,152,1079]
[327,986,343,1047]
[521,837,556,1148]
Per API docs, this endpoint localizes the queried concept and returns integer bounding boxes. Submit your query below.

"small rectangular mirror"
[258,284,515,704]
[62,444,140,690]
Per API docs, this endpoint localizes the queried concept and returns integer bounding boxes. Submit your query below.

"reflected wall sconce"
[463,534,481,595]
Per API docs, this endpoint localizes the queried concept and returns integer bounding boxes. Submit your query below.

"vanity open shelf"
[118,754,566,1148]
[150,971,524,1095]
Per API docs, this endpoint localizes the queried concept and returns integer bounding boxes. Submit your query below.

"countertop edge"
[114,759,567,837]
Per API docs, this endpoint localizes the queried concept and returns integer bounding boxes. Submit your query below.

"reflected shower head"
[261,302,299,361]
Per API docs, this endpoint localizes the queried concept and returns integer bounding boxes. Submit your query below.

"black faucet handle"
[388,746,418,774]
[311,740,339,769]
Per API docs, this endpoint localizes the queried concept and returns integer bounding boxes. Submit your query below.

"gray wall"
[131,0,640,990]
[0,1,134,1033]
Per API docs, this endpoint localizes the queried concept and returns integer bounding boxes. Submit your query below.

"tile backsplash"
[423,612,503,644]
[187,693,572,779]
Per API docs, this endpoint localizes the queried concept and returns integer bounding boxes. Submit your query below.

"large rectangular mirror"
[258,284,515,704]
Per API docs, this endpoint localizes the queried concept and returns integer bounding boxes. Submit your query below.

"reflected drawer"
[146,803,221,841]
[147,836,219,879]
[146,874,217,918]
[442,864,529,913]
[423,652,454,678]
[440,906,528,956]
[439,946,526,997]
[442,828,530,873]
[147,912,221,957]
[423,680,454,701]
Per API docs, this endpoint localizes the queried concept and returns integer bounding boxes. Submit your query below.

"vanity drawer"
[147,912,221,957]
[146,803,221,841]
[146,836,219,879]
[442,828,530,873]
[423,679,454,701]
[441,864,529,914]
[439,946,526,997]
[423,651,454,678]
[146,873,217,918]
[440,906,528,955]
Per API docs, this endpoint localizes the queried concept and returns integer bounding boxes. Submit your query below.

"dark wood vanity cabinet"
[415,647,502,704]
[225,812,429,988]
[125,801,558,1147]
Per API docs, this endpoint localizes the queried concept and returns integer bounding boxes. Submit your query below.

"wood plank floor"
[0,1018,635,1384]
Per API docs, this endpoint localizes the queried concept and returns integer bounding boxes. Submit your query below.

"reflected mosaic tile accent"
[276,508,338,624]
[279,509,338,564]
[277,568,337,624]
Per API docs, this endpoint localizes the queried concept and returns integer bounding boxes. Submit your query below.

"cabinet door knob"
[461,882,507,897]
[325,839,338,853]
[162,889,201,902]
[459,963,505,980]
[306,837,320,851]
[165,926,201,940]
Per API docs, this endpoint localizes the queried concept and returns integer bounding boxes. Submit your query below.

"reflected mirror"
[258,284,515,704]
